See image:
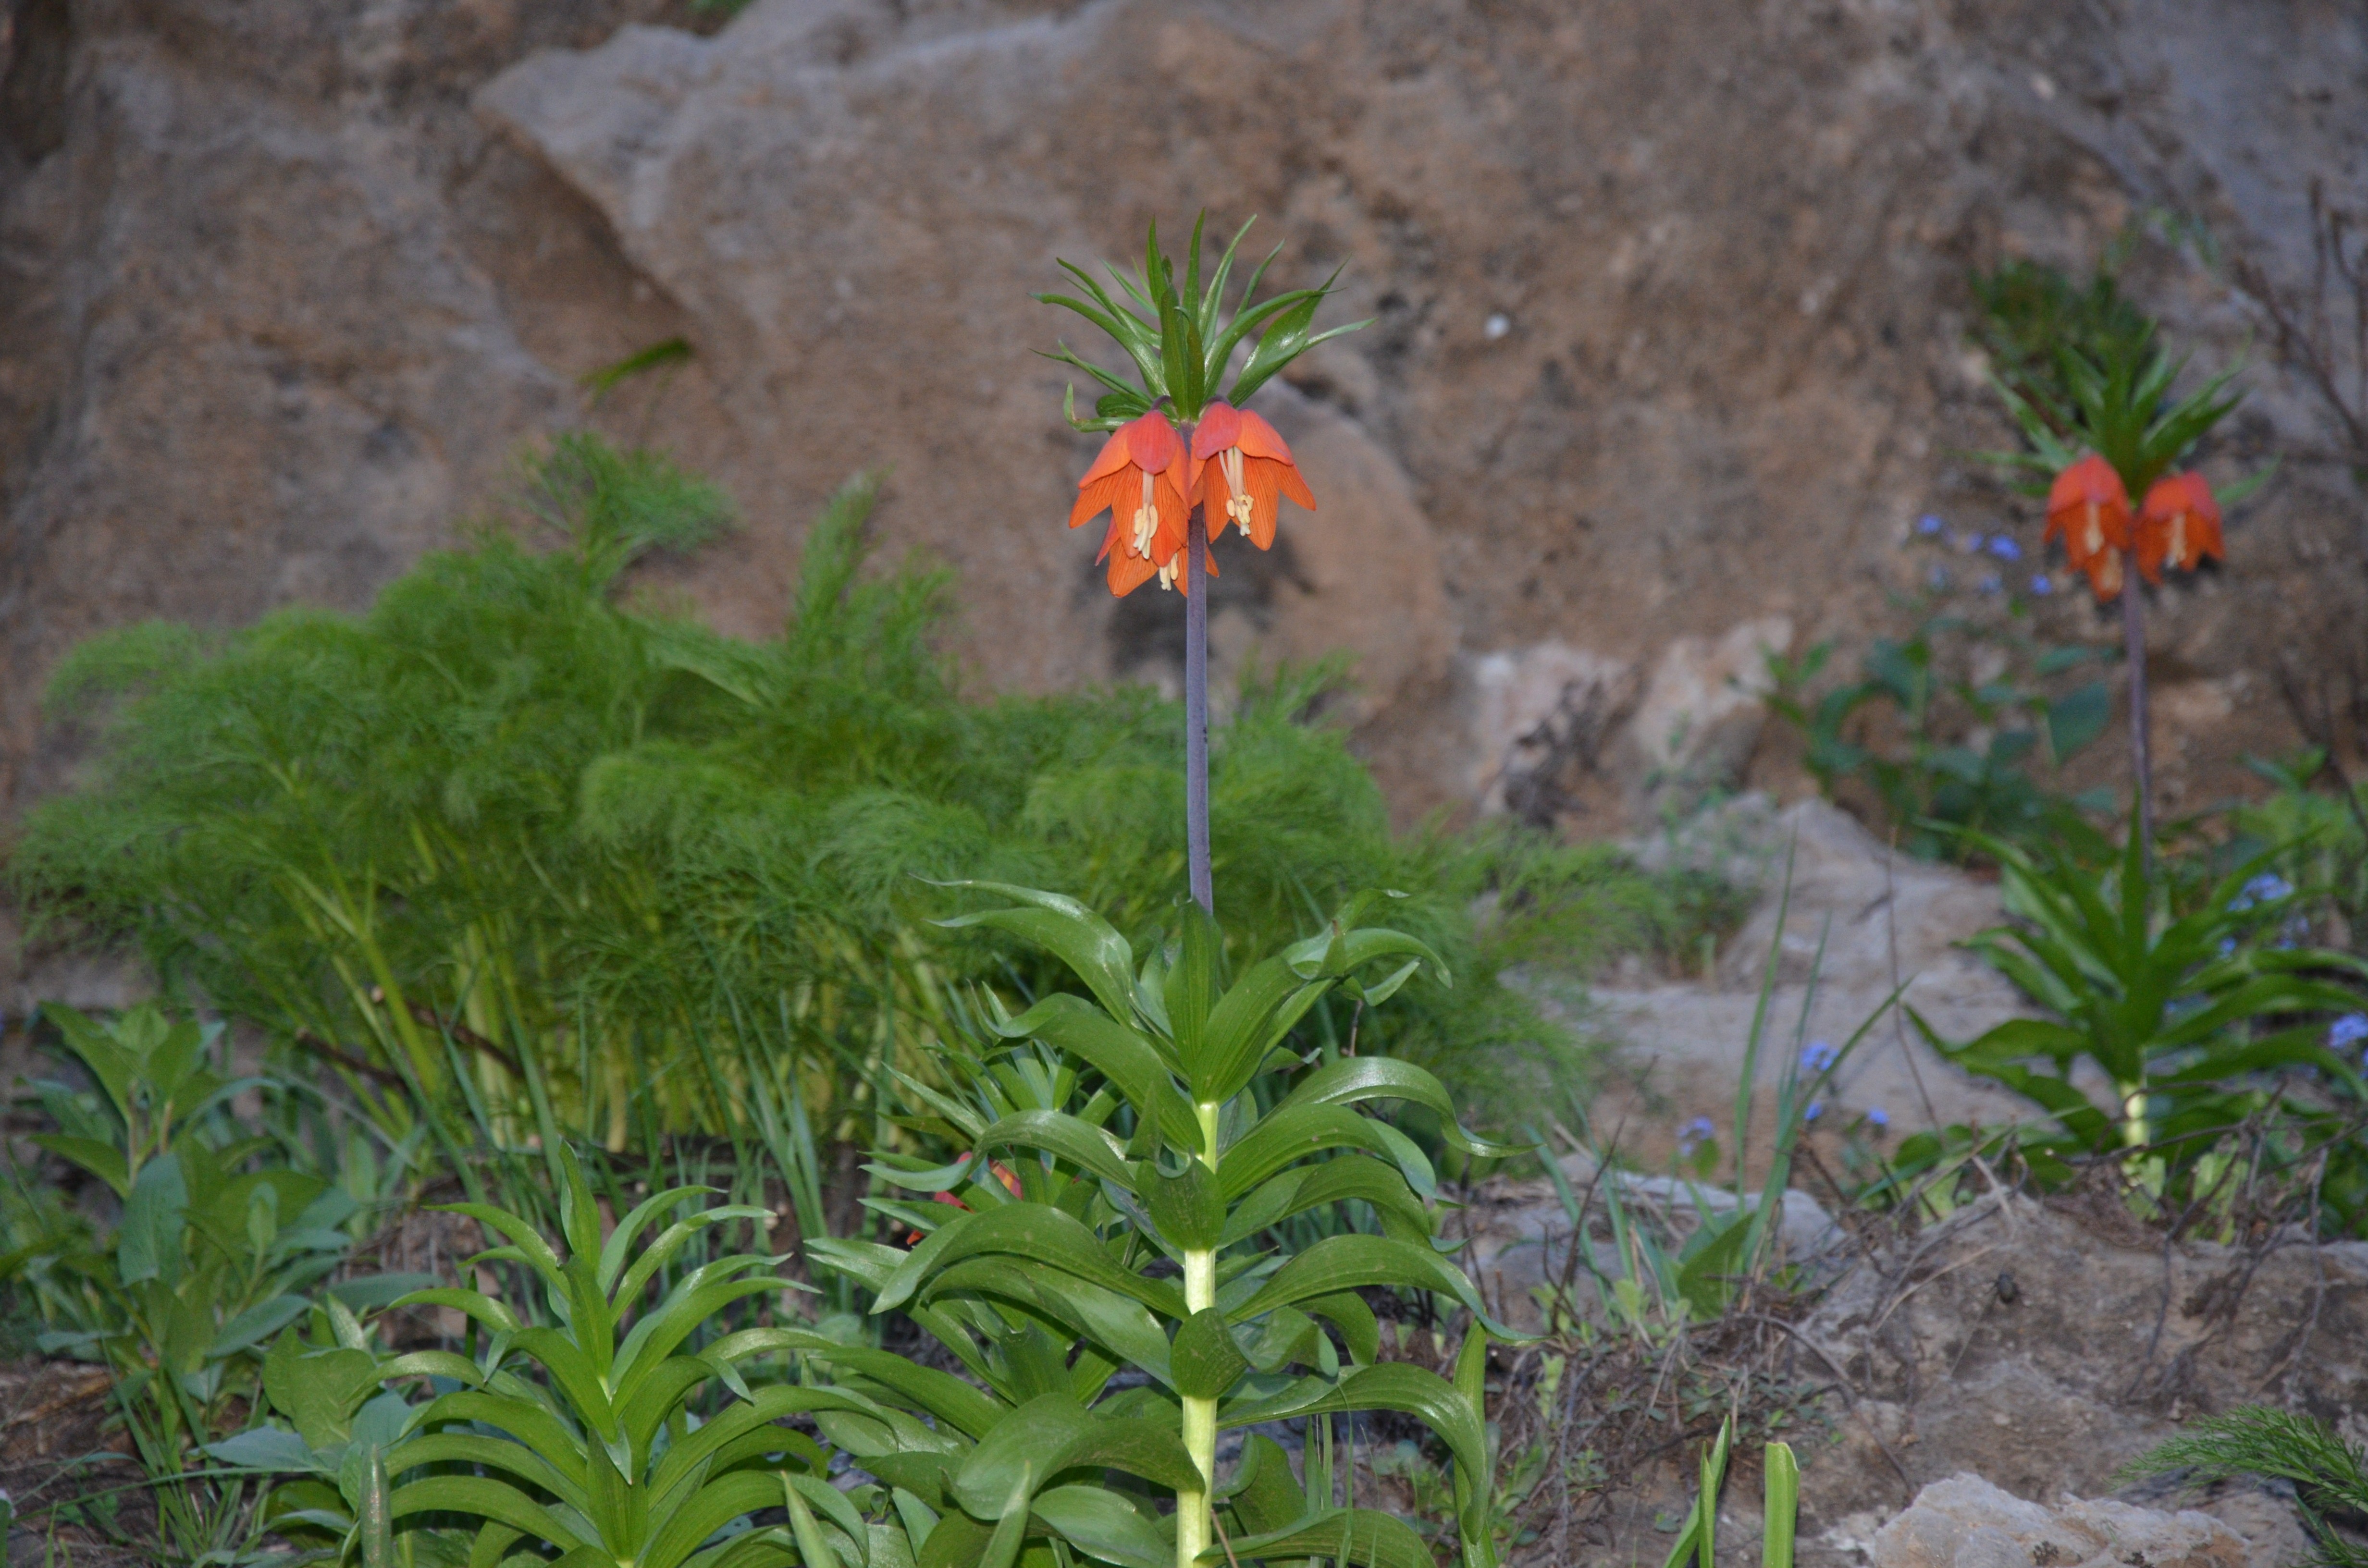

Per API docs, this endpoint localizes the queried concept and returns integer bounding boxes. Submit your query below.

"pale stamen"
[1220,449,1254,537]
[2081,501,2103,558]
[2167,514,2187,567]
[1130,473,1159,558]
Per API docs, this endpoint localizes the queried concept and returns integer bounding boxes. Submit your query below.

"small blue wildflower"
[1987,536,2023,561]
[1677,1115,1717,1157]
[1801,1041,1838,1073]
[2328,1014,2368,1051]
[1980,573,2003,595]
[2228,873,2294,914]
[1803,1101,1825,1124]
[2219,936,2238,958]
[1866,1106,1891,1131]
[1917,514,1946,535]
[2030,574,2053,596]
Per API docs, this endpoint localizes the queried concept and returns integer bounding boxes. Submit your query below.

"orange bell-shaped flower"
[1071,411,1194,596]
[1190,400,1316,551]
[2043,454,2132,574]
[2134,471,2223,585]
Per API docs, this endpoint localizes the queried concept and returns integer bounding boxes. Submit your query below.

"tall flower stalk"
[1992,318,2256,862]
[1045,217,1362,912]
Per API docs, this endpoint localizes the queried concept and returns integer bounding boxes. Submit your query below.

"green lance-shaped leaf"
[950,1395,1202,1522]
[1275,1056,1529,1159]
[925,1257,1173,1388]
[1224,1158,1434,1248]
[1200,1507,1438,1568]
[1143,1157,1226,1251]
[1221,1363,1488,1492]
[959,1110,1136,1192]
[1195,954,1323,1103]
[932,883,1139,1026]
[1030,1486,1172,1568]
[1229,1234,1516,1340]
[1170,1309,1251,1400]
[990,994,1196,1154]
[872,1204,1187,1321]
[1217,1104,1432,1202]
[1453,1325,1495,1568]
[1764,1442,1801,1568]
[390,1476,581,1552]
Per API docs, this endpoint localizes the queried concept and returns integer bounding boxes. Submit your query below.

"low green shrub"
[12,439,1704,1178]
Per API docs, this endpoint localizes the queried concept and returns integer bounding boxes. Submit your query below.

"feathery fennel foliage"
[2122,1408,2368,1568]
[14,437,1690,1173]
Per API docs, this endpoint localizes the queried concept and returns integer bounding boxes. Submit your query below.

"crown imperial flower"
[1190,400,1315,551]
[2134,471,2224,584]
[2044,453,2132,578]
[1071,410,1194,596]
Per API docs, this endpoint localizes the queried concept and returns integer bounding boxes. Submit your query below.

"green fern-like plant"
[2122,1407,2368,1568]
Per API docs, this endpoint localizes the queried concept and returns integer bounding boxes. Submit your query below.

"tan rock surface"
[4,0,2366,822]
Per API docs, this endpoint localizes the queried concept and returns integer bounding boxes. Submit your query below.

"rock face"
[5,0,2368,820]
[1566,794,2039,1171]
[1867,1475,2257,1568]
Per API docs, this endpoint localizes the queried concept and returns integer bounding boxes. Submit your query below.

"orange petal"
[1233,408,1298,466]
[1071,466,1134,530]
[1107,547,1159,596]
[1190,400,1244,459]
[1121,410,1184,474]
[1078,428,1136,487]
[1242,458,1283,550]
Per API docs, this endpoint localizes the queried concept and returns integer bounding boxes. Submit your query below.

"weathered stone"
[1616,616,1794,818]
[1869,1474,2250,1568]
[5,0,2368,827]
[1465,641,1636,822]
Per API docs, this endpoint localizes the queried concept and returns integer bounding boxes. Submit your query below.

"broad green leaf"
[388,1476,579,1551]
[1216,1104,1405,1200]
[1221,1363,1486,1487]
[873,1205,1186,1321]
[992,995,1193,1153]
[205,1427,326,1475]
[1229,1234,1508,1338]
[210,1295,310,1360]
[1198,1506,1436,1568]
[933,885,1138,1024]
[1765,1442,1800,1568]
[1197,956,1311,1103]
[27,1136,129,1197]
[952,1395,1201,1520]
[1170,1309,1249,1399]
[1143,1159,1225,1250]
[1031,1486,1171,1568]
[117,1153,187,1286]
[1277,1057,1526,1158]
[969,1112,1135,1192]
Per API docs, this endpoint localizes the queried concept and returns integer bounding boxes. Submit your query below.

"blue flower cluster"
[1677,1115,1717,1157]
[2226,873,2294,914]
[1801,1040,1838,1073]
